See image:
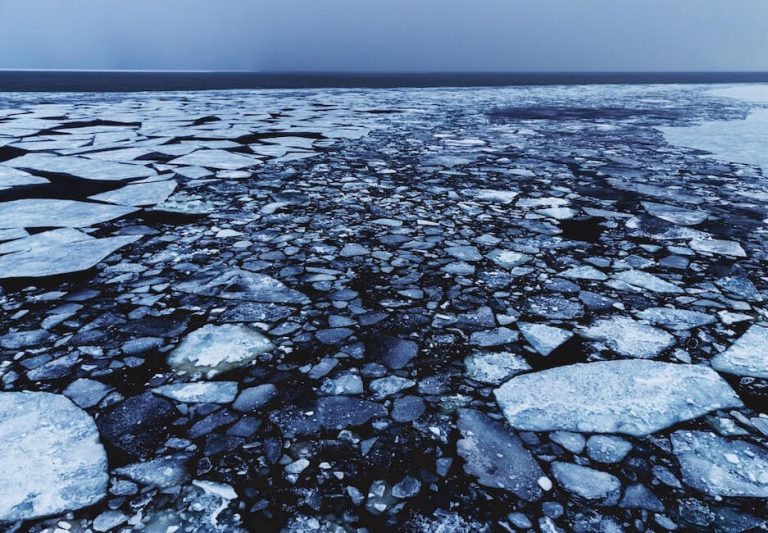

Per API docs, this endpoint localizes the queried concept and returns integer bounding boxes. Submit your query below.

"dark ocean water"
[1,71,768,92]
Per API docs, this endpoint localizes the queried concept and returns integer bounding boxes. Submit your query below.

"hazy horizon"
[1,0,768,72]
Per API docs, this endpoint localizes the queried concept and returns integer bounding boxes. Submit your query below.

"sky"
[1,0,767,72]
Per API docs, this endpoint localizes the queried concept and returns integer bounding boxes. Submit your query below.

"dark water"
[1,71,768,92]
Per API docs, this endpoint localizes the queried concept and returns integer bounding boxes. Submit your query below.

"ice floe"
[494,360,742,436]
[167,324,274,377]
[711,324,768,377]
[0,392,108,521]
[672,430,768,497]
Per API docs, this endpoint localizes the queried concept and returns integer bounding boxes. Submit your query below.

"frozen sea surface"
[1,83,768,531]
[660,84,768,174]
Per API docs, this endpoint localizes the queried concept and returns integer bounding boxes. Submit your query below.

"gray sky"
[1,0,767,72]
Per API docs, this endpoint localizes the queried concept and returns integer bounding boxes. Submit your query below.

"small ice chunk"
[518,322,573,356]
[167,324,274,377]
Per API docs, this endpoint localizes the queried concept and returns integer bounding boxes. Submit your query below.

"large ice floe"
[0,199,136,229]
[0,392,108,521]
[494,360,742,436]
[0,232,140,279]
[711,324,768,377]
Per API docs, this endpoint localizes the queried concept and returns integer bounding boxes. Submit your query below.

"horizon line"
[3,69,768,75]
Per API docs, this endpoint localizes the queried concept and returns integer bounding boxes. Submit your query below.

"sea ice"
[152,381,239,404]
[494,360,742,436]
[711,325,768,377]
[660,109,768,175]
[170,149,261,170]
[0,392,108,521]
[0,235,140,279]
[168,324,274,377]
[635,307,716,331]
[3,153,157,181]
[641,202,708,226]
[689,238,747,258]
[613,270,683,294]
[464,351,532,384]
[457,409,545,501]
[581,316,674,358]
[518,322,573,356]
[175,267,309,304]
[89,179,177,206]
[550,462,621,505]
[672,430,768,497]
[0,199,137,229]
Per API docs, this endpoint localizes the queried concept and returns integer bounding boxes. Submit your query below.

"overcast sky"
[1,0,767,72]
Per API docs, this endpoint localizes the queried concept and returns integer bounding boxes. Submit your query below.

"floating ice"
[468,189,518,204]
[457,409,544,501]
[641,202,708,226]
[581,316,674,358]
[689,238,747,258]
[3,153,158,181]
[518,322,573,356]
[494,360,742,436]
[635,307,716,331]
[613,270,683,294]
[0,166,48,188]
[170,149,261,170]
[168,324,274,377]
[711,325,768,377]
[176,267,309,304]
[487,249,531,269]
[0,199,137,229]
[0,235,140,279]
[464,351,532,384]
[152,381,239,404]
[559,265,607,281]
[550,462,621,505]
[672,430,768,497]
[89,179,177,206]
[660,109,768,175]
[0,392,108,521]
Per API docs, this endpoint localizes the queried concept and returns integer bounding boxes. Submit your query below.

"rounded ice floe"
[167,324,274,377]
[550,462,621,505]
[0,392,108,521]
[494,360,742,437]
[711,324,768,378]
